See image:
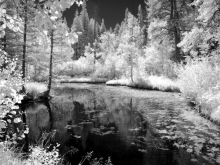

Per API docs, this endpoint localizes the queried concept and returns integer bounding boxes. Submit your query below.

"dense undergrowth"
[176,56,220,122]
[106,76,179,92]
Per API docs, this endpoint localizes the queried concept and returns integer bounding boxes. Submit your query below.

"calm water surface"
[23,84,220,165]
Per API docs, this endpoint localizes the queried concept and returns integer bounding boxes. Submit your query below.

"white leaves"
[14,117,22,123]
[67,32,78,44]
[0,54,24,113]
[196,0,218,23]
[148,19,167,40]
[10,111,16,115]
[1,9,6,14]
[76,0,83,6]
[37,32,49,49]
[24,127,29,134]
[178,27,204,52]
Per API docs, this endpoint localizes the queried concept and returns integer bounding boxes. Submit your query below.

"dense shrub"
[176,56,220,121]
[143,41,176,79]
[176,57,220,100]
[106,75,179,92]
[0,55,23,117]
[54,60,93,77]
[24,82,48,99]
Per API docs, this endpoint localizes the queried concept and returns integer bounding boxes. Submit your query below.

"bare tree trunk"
[94,46,96,72]
[170,0,181,62]
[173,0,181,62]
[22,0,27,80]
[47,30,54,95]
[1,35,6,51]
[0,34,7,71]
[93,20,96,72]
[130,50,134,82]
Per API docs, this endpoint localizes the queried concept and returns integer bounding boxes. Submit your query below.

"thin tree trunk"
[22,0,27,80]
[47,30,54,95]
[93,20,96,72]
[170,0,181,62]
[173,0,181,62]
[130,50,134,82]
[0,34,7,71]
[94,46,96,72]
[1,35,6,51]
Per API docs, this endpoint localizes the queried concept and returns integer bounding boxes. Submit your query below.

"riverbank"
[22,82,49,101]
[106,76,180,92]
[57,77,107,84]
[55,75,220,124]
[56,75,180,92]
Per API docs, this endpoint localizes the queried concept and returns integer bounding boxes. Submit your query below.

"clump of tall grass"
[0,131,63,165]
[176,56,220,121]
[106,76,179,92]
[54,60,93,77]
[0,141,24,165]
[24,82,48,99]
[106,79,131,86]
[0,132,112,165]
[131,76,179,92]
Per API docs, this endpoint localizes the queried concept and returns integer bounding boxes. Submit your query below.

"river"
[22,83,220,165]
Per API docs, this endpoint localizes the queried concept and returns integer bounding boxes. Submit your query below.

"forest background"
[1,0,220,127]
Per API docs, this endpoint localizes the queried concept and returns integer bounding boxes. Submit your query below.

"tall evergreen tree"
[88,18,95,44]
[119,21,125,37]
[72,10,83,32]
[80,0,90,32]
[100,19,107,34]
[109,27,113,33]
[147,0,194,62]
[124,8,129,25]
[137,5,144,28]
[114,23,120,35]
[96,22,101,38]
[76,0,90,58]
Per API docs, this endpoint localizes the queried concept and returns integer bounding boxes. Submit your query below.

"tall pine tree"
[100,19,106,34]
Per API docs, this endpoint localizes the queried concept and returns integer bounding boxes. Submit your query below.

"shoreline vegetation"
[106,76,180,92]
[22,71,220,126]
[56,75,180,92]
[22,82,50,101]
[53,72,220,125]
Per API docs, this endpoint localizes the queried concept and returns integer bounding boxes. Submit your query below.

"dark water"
[22,84,220,165]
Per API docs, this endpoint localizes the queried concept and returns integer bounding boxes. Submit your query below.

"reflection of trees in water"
[23,86,219,165]
[25,102,51,143]
[90,97,151,147]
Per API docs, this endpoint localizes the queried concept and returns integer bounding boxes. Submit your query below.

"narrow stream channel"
[22,84,220,165]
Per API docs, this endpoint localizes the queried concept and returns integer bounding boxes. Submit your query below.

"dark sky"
[63,0,146,29]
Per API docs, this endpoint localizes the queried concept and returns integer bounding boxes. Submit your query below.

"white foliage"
[148,19,167,40]
[0,53,24,117]
[196,0,218,23]
[178,27,205,53]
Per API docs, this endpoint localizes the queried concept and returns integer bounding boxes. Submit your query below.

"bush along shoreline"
[186,99,220,126]
[176,57,220,125]
[106,76,180,93]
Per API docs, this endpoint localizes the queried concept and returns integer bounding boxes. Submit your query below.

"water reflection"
[24,102,52,143]
[23,85,219,165]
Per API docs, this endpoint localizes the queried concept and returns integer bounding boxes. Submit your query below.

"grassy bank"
[106,76,180,92]
[176,57,220,123]
[24,82,49,101]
